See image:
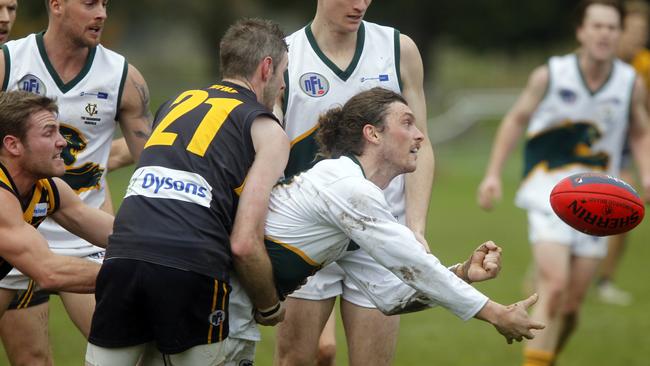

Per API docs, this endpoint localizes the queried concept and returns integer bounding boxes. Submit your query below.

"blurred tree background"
[12,0,583,104]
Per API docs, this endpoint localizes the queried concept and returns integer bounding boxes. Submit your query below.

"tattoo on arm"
[129,76,153,140]
[133,76,153,123]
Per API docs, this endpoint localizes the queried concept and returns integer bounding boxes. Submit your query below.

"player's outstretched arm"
[474,293,546,344]
[628,77,650,203]
[477,65,549,211]
[231,116,289,326]
[0,190,99,293]
[50,178,113,248]
[115,64,153,168]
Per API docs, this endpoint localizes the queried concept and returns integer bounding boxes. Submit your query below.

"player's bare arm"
[114,64,153,167]
[0,189,99,294]
[399,34,433,250]
[231,116,290,326]
[628,77,650,202]
[477,65,549,210]
[106,137,133,172]
[50,177,113,248]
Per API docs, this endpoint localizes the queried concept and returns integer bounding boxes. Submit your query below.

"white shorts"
[0,251,105,290]
[527,210,608,258]
[288,249,376,309]
[223,337,256,366]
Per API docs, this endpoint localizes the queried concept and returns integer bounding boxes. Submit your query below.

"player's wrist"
[449,262,470,283]
[254,300,285,325]
[256,301,281,317]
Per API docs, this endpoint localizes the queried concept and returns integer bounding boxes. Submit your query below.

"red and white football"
[550,173,645,236]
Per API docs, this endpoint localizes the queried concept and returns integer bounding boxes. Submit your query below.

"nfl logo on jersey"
[300,72,329,97]
[18,74,47,95]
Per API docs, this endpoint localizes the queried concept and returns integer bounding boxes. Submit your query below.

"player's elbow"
[230,238,259,262]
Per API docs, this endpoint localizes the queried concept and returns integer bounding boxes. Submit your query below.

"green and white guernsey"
[283,20,406,220]
[516,53,636,213]
[2,32,127,257]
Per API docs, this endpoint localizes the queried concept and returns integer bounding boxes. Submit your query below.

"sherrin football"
[550,173,645,236]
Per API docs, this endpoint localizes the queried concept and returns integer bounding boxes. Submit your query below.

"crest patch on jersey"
[559,88,577,103]
[299,73,329,97]
[17,74,46,95]
[208,310,225,327]
[33,203,48,217]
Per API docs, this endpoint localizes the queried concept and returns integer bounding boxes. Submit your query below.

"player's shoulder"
[527,63,551,90]
[312,157,381,195]
[284,25,307,48]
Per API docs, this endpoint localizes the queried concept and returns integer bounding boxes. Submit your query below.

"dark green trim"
[394,29,402,92]
[36,32,97,94]
[115,59,129,121]
[575,53,613,96]
[346,155,366,178]
[281,69,289,118]
[2,44,9,91]
[305,22,365,81]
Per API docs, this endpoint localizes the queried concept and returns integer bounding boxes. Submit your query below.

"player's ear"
[49,0,62,15]
[261,56,273,82]
[362,123,381,145]
[2,135,24,157]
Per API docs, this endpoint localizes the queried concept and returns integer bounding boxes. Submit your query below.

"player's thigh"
[531,241,572,286]
[318,310,337,352]
[59,291,96,338]
[0,301,52,366]
[340,299,399,366]
[0,287,16,317]
[275,296,337,365]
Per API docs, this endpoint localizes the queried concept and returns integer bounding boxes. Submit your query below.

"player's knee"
[317,343,336,366]
[276,345,315,366]
[544,282,569,316]
[11,351,52,366]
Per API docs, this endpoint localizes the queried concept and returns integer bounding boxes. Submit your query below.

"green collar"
[36,31,97,94]
[305,22,365,81]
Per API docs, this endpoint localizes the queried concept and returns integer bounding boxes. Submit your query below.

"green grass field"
[2,120,649,365]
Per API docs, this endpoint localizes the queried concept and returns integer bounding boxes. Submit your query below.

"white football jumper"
[1,33,126,287]
[283,20,406,215]
[516,53,635,213]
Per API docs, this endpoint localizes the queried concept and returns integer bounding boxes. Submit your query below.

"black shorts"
[88,258,230,354]
[7,280,50,310]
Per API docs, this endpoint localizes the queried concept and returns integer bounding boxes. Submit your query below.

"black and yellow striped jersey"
[106,81,279,281]
[0,162,60,279]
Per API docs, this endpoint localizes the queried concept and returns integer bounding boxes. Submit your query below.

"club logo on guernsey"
[18,74,46,95]
[33,203,48,217]
[125,166,213,208]
[299,72,329,97]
